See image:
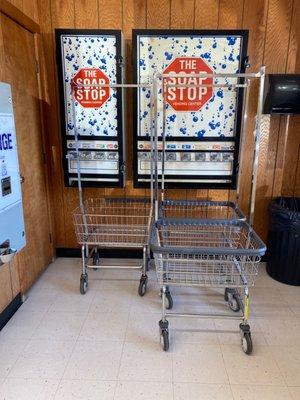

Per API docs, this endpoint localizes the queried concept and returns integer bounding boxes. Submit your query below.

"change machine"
[56,29,125,187]
[133,29,249,188]
[0,83,25,264]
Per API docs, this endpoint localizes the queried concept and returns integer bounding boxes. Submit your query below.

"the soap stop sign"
[163,57,213,112]
[71,68,110,108]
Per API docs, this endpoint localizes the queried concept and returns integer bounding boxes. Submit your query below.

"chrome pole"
[236,78,251,204]
[153,73,159,221]
[249,66,266,226]
[71,86,84,213]
[161,76,167,202]
[149,78,154,205]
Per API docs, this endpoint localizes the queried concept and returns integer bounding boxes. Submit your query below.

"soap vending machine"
[133,29,248,189]
[56,29,125,187]
[0,82,26,263]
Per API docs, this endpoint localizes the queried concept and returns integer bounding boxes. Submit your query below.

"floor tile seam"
[72,300,95,344]
[287,385,300,400]
[54,319,87,397]
[22,295,54,313]
[4,336,35,381]
[27,307,52,340]
[112,379,119,400]
[214,312,232,386]
[229,382,292,388]
[114,304,133,386]
[168,379,291,385]
[217,334,231,385]
[171,350,175,400]
[228,383,235,399]
[289,305,299,318]
[266,344,296,387]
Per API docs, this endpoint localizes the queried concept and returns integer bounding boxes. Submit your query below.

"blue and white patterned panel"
[61,34,118,137]
[137,35,243,138]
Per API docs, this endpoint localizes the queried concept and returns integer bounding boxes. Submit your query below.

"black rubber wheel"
[92,251,100,266]
[146,257,152,271]
[228,293,241,312]
[241,332,253,355]
[80,274,88,295]
[165,291,173,310]
[138,275,148,297]
[138,280,147,297]
[160,330,169,351]
[224,288,229,301]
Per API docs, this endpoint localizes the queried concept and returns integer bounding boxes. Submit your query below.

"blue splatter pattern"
[137,35,242,138]
[61,34,118,137]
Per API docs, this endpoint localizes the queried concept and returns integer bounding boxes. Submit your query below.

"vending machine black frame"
[132,29,249,189]
[56,29,125,188]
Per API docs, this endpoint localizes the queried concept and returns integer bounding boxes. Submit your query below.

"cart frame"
[151,218,266,353]
[153,67,266,226]
[150,68,267,354]
[69,80,155,295]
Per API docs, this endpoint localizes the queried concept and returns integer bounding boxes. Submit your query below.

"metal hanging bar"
[160,72,262,79]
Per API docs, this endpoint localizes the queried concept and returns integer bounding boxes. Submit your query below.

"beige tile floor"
[0,257,299,400]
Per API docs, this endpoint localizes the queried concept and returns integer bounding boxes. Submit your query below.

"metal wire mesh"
[152,222,263,287]
[73,198,153,247]
[160,200,245,220]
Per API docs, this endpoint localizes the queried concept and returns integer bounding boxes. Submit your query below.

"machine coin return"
[1,176,11,196]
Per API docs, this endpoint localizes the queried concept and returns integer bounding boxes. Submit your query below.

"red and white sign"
[71,68,110,108]
[163,57,213,112]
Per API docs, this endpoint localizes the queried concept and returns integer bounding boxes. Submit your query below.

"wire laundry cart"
[151,67,267,354]
[158,200,246,312]
[70,79,155,296]
[151,219,266,353]
[73,197,152,295]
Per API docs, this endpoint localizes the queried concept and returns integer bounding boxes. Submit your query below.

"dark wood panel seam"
[0,0,40,33]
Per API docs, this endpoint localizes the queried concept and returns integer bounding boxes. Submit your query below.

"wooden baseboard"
[0,293,22,331]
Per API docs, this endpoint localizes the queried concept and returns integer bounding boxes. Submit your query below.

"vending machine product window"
[132,29,249,189]
[56,29,125,188]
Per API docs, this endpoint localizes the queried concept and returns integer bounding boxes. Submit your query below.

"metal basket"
[73,197,153,248]
[159,199,245,221]
[151,219,266,288]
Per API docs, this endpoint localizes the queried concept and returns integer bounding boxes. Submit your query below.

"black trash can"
[267,197,300,285]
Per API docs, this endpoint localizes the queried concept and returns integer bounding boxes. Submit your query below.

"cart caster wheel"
[80,274,88,295]
[241,332,253,355]
[92,251,100,267]
[146,257,152,271]
[224,287,230,301]
[225,289,241,312]
[160,330,169,351]
[228,294,241,312]
[165,291,173,310]
[138,275,148,297]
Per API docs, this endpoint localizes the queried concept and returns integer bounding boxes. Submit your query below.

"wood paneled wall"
[7,0,39,23]
[32,0,299,247]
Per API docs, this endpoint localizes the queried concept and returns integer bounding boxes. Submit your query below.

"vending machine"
[0,82,25,263]
[133,29,249,188]
[56,29,125,187]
